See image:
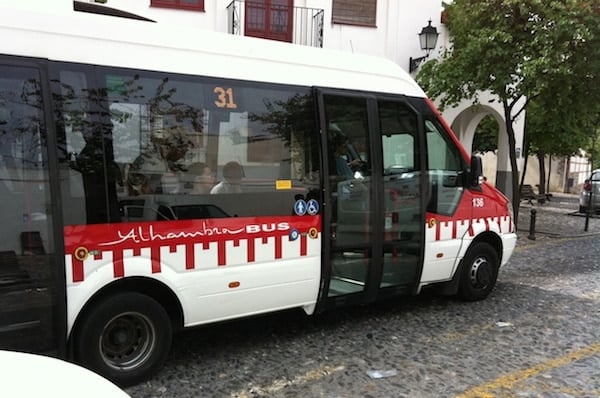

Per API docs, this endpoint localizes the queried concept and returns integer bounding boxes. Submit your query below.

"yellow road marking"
[457,341,600,398]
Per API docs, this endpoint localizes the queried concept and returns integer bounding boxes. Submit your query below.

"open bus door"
[0,58,66,356]
[316,89,426,309]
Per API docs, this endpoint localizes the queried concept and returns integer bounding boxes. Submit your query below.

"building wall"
[20,1,590,194]
[74,0,442,74]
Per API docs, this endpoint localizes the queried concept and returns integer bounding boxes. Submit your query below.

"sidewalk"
[516,192,600,242]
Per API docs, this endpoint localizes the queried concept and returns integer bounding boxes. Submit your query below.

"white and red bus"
[0,3,516,386]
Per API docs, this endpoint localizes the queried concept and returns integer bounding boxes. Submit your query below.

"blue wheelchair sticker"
[307,199,319,215]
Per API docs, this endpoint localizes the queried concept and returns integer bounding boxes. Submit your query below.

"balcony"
[226,1,324,48]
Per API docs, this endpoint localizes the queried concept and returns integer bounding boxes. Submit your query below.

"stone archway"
[440,98,525,200]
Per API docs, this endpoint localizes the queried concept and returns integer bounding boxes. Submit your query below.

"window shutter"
[150,0,205,12]
[331,0,377,27]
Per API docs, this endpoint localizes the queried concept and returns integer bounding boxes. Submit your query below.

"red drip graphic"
[151,246,161,273]
[72,258,84,282]
[65,216,320,283]
[112,250,124,278]
[247,237,255,263]
[435,221,451,241]
[300,234,307,256]
[275,235,282,259]
[218,241,226,266]
[186,244,195,270]
[478,218,489,231]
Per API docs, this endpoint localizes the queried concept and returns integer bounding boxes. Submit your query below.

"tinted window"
[51,64,320,224]
[425,118,465,215]
[0,63,61,353]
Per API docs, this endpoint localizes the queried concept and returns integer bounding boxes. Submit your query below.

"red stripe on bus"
[151,246,161,273]
[113,250,124,278]
[275,235,282,259]
[300,234,307,256]
[247,237,255,262]
[186,243,195,270]
[72,259,84,282]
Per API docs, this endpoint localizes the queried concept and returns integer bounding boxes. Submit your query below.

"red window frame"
[245,0,293,43]
[150,0,205,12]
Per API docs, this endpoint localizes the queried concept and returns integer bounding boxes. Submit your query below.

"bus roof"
[0,4,426,98]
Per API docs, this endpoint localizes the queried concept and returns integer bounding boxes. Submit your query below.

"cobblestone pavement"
[126,194,600,398]
[517,193,600,242]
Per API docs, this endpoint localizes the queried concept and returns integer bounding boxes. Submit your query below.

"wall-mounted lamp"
[409,20,439,73]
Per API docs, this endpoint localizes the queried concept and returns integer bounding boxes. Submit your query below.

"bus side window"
[52,67,121,225]
[425,118,465,215]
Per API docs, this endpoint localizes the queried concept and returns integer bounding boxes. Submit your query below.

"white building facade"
[103,0,523,196]
[22,0,591,195]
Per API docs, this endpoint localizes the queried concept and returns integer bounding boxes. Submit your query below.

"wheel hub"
[101,313,155,370]
[470,257,491,288]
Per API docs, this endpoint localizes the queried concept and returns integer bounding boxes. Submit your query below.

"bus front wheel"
[458,242,499,301]
[73,292,172,387]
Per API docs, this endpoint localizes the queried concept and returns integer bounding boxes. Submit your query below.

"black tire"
[457,242,499,301]
[73,292,172,387]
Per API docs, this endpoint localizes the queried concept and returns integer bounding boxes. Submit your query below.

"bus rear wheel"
[73,292,172,387]
[458,242,499,301]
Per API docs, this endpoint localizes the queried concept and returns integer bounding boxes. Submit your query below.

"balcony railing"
[226,1,324,48]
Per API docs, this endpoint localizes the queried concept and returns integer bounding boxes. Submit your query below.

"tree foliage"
[417,0,600,218]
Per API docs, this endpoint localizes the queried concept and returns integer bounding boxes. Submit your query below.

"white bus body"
[0,4,516,386]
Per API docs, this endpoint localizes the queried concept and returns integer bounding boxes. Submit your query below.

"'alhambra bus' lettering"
[246,222,290,233]
[99,223,247,246]
[0,6,516,387]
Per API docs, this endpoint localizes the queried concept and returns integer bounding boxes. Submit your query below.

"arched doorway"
[442,99,525,201]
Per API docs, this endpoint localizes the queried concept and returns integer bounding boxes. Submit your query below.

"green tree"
[584,124,600,170]
[417,0,600,220]
[523,98,591,194]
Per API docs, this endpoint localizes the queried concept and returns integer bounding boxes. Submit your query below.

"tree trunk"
[520,140,530,187]
[537,151,546,195]
[503,99,520,224]
[546,156,552,194]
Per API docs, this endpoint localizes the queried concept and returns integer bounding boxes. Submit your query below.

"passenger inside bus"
[334,135,355,178]
[210,161,244,194]
[186,162,215,194]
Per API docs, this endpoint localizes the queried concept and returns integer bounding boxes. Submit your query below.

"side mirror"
[469,155,483,186]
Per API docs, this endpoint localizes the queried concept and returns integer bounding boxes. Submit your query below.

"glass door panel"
[321,94,373,297]
[0,63,62,353]
[378,100,423,290]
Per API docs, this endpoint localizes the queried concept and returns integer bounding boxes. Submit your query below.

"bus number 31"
[214,86,238,109]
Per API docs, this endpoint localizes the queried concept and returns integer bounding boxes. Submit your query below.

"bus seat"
[20,231,45,255]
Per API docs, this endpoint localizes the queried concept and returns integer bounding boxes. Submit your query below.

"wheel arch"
[469,230,503,265]
[69,277,184,343]
[427,231,503,297]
